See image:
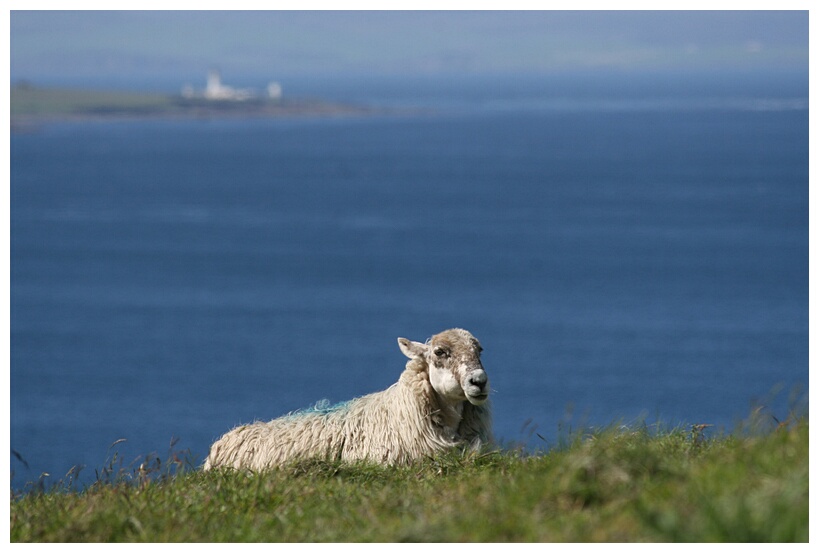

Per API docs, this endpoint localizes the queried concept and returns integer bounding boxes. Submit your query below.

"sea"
[9,72,809,491]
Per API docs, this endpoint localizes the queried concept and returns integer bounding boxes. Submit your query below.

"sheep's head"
[398,328,490,406]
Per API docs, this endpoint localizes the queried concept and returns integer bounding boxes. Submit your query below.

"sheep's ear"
[398,338,427,359]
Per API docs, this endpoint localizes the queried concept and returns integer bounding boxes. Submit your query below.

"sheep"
[203,328,492,470]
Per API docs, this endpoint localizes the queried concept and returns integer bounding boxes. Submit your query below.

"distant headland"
[11,71,387,130]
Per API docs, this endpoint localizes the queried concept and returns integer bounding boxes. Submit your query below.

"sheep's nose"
[468,372,488,391]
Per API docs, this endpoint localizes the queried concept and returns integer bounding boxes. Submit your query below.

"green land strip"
[10,418,808,542]
[10,84,377,126]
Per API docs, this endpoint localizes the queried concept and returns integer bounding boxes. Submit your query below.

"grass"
[10,414,808,542]
[10,83,376,123]
[10,85,175,117]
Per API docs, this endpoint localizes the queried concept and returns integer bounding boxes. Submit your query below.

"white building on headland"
[204,70,253,100]
[181,70,283,101]
[267,82,283,100]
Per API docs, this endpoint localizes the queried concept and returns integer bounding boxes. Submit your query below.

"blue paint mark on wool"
[288,399,352,418]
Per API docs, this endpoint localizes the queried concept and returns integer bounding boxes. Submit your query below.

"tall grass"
[10,414,808,542]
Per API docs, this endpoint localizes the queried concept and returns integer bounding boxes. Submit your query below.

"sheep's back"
[204,372,472,470]
[204,411,347,471]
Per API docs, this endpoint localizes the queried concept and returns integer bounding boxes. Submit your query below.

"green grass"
[10,417,808,542]
[10,84,375,122]
[11,85,175,117]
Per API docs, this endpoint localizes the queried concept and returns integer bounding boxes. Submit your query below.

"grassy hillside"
[10,416,807,542]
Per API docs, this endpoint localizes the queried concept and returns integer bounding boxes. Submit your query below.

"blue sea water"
[10,73,809,490]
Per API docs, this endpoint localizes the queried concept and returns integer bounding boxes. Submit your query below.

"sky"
[8,9,810,89]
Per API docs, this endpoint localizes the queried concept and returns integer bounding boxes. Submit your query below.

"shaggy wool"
[204,330,492,470]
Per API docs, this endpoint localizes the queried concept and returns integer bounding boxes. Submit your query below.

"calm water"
[10,74,809,490]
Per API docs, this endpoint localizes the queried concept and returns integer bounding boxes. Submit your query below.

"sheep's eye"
[433,347,448,358]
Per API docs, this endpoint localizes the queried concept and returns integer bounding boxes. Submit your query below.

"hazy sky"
[9,10,809,86]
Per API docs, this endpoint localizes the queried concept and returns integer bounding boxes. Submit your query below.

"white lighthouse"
[204,70,253,101]
[267,82,283,100]
[181,70,280,102]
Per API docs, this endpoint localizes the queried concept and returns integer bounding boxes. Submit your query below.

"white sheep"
[203,328,492,470]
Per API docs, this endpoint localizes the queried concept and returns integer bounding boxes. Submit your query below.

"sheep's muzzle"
[464,368,490,405]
